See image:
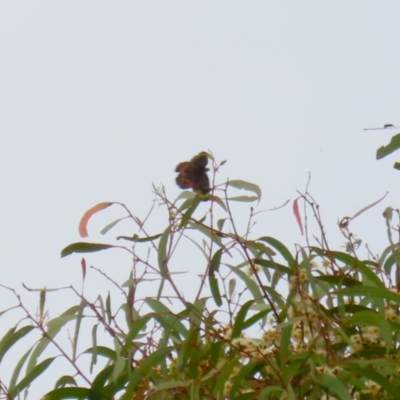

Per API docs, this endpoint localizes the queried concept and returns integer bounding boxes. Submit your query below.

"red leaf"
[79,202,114,237]
[293,197,304,235]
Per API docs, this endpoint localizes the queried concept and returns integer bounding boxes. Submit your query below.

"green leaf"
[232,300,254,338]
[145,299,188,338]
[312,248,383,287]
[158,227,171,278]
[258,237,295,268]
[315,275,362,287]
[0,325,33,363]
[121,347,174,399]
[83,346,116,361]
[227,180,262,201]
[10,357,55,397]
[188,222,223,247]
[217,218,226,231]
[72,299,86,361]
[336,286,400,303]
[209,249,222,274]
[90,324,98,373]
[8,347,33,392]
[376,133,400,159]
[25,306,80,374]
[317,374,353,400]
[209,275,222,307]
[43,387,93,400]
[227,196,259,202]
[212,196,228,211]
[254,258,291,275]
[100,217,127,235]
[117,233,162,242]
[55,376,77,388]
[228,278,236,299]
[61,242,116,257]
[179,197,201,229]
[121,315,151,353]
[258,386,285,400]
[345,362,400,398]
[226,264,263,301]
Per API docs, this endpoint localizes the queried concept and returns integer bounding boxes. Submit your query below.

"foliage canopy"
[1,139,400,400]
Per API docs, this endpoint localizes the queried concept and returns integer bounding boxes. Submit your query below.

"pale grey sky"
[1,1,400,397]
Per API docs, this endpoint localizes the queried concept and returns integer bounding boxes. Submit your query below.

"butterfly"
[175,152,211,200]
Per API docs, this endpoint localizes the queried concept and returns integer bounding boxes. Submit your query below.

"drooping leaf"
[158,227,171,279]
[228,278,236,299]
[79,202,115,237]
[80,258,86,281]
[72,299,86,361]
[209,249,222,275]
[90,324,98,373]
[209,275,222,307]
[292,197,303,235]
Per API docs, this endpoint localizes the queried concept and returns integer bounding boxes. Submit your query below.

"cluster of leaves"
[1,147,400,400]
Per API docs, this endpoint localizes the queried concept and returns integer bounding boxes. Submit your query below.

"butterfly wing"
[175,152,211,200]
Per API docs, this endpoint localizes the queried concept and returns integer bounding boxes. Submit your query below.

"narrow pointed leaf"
[10,358,55,397]
[158,227,171,278]
[101,217,127,235]
[209,275,222,306]
[117,233,162,242]
[61,242,116,258]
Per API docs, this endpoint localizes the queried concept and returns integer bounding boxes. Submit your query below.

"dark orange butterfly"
[175,152,211,200]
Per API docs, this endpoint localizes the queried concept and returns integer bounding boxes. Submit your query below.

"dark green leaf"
[209,275,222,307]
[209,249,222,275]
[61,242,116,258]
[376,133,400,159]
[117,233,162,242]
[55,376,77,389]
[43,387,93,400]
